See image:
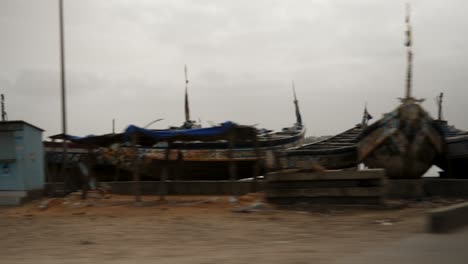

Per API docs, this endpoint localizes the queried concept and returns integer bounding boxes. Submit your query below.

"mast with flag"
[361,103,373,126]
[292,81,303,127]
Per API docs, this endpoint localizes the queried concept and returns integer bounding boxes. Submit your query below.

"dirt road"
[0,195,458,264]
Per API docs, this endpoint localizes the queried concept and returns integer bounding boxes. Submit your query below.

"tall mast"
[184,65,190,122]
[404,3,413,99]
[292,81,302,126]
[1,94,6,121]
[437,92,444,120]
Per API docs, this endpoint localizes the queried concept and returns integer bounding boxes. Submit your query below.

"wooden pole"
[80,146,93,200]
[159,141,171,201]
[49,139,57,196]
[228,133,237,198]
[114,164,120,182]
[252,135,261,192]
[132,133,141,203]
[176,150,184,181]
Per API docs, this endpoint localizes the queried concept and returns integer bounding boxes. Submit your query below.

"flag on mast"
[362,103,373,125]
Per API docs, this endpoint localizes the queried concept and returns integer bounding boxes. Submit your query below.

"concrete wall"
[44,178,468,199]
[46,181,264,196]
[386,179,468,199]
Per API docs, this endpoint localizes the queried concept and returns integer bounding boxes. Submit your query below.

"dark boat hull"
[277,125,363,170]
[99,127,306,181]
[435,134,468,178]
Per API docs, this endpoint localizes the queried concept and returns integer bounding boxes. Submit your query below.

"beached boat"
[357,7,445,179]
[277,124,363,170]
[45,77,305,181]
[136,89,305,180]
[432,93,468,178]
[276,105,373,170]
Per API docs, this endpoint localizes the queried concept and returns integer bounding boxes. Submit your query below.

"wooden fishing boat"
[432,93,468,178]
[276,104,374,170]
[357,101,444,179]
[357,6,445,179]
[45,75,305,181]
[277,124,363,170]
[136,87,305,180]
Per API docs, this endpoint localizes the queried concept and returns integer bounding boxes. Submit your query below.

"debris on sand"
[238,192,265,203]
[38,198,62,210]
[232,201,269,213]
[373,219,396,226]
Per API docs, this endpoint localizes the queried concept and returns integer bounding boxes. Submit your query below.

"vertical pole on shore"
[58,0,69,194]
[81,146,92,200]
[49,139,57,196]
[160,141,171,201]
[176,150,184,181]
[252,135,261,193]
[132,133,141,203]
[114,164,120,182]
[112,119,115,134]
[228,133,238,199]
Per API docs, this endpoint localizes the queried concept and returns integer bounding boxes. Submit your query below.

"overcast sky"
[1,0,467,138]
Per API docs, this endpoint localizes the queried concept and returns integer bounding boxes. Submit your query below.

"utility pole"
[58,0,69,193]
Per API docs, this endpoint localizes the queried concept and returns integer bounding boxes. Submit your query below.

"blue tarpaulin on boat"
[123,121,235,140]
[49,121,256,146]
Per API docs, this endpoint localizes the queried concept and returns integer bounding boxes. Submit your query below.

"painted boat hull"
[98,126,306,180]
[357,102,445,179]
[278,125,363,170]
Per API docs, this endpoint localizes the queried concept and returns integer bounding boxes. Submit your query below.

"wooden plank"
[267,169,385,182]
[266,187,383,198]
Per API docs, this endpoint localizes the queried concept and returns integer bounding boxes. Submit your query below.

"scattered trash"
[173,197,220,206]
[229,196,239,204]
[38,198,60,210]
[238,192,265,203]
[373,219,394,226]
[232,201,267,213]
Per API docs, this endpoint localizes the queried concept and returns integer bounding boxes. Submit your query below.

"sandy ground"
[0,194,463,264]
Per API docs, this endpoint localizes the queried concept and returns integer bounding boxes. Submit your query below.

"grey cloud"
[1,0,468,138]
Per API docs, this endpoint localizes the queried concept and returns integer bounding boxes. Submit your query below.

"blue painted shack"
[0,121,44,205]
